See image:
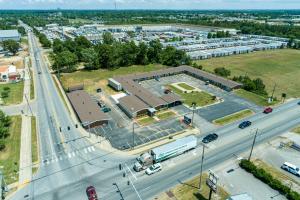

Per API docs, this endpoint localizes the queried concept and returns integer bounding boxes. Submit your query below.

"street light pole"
[191,102,196,127]
[132,121,135,149]
[248,129,259,161]
[199,143,205,191]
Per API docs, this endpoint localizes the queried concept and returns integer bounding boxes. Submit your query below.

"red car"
[263,107,273,114]
[86,186,98,200]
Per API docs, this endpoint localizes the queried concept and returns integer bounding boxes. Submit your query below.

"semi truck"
[133,135,197,172]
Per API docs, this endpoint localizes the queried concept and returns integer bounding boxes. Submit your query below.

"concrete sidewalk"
[18,56,33,187]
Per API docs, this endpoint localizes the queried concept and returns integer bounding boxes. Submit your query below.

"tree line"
[50,32,191,73]
[0,110,11,151]
[207,31,231,39]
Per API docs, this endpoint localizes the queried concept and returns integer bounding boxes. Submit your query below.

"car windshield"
[149,166,155,170]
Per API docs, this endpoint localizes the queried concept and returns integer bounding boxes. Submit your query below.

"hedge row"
[239,159,300,200]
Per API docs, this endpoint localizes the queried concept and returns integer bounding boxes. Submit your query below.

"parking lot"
[140,73,261,122]
[90,116,188,150]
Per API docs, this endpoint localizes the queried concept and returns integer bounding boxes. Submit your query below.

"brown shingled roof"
[118,95,150,114]
[67,90,109,125]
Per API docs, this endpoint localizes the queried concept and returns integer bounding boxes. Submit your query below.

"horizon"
[0,0,299,10]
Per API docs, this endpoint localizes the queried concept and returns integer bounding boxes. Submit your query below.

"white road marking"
[84,148,88,154]
[68,153,72,158]
[91,146,95,151]
[125,163,137,181]
[72,152,76,157]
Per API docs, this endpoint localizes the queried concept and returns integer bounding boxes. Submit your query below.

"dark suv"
[202,133,218,143]
[239,121,252,129]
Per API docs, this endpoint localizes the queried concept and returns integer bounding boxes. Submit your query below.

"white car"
[145,163,162,175]
[281,162,300,177]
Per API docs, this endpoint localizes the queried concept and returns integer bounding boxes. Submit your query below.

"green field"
[177,83,195,90]
[213,109,254,125]
[61,64,167,94]
[196,49,300,98]
[0,82,24,105]
[157,111,176,120]
[0,116,22,184]
[168,85,216,107]
[234,89,278,106]
[137,116,156,126]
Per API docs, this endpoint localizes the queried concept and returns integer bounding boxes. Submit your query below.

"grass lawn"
[60,64,167,94]
[177,83,195,90]
[213,109,254,125]
[30,68,35,100]
[31,116,38,175]
[0,116,22,184]
[234,89,278,106]
[292,126,300,134]
[168,85,216,107]
[0,82,24,105]
[136,116,156,126]
[159,173,229,200]
[157,111,176,121]
[196,49,300,98]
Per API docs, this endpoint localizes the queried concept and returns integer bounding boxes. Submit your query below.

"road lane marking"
[125,163,137,181]
[84,148,88,153]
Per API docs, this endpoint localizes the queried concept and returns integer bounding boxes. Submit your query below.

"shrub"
[239,159,300,200]
[0,140,5,151]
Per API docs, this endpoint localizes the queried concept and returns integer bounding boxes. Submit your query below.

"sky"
[0,0,299,10]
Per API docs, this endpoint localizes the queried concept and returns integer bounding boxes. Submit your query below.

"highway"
[11,25,300,200]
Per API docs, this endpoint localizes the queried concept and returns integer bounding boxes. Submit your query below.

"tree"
[102,32,114,45]
[161,46,191,67]
[2,40,20,55]
[52,39,65,54]
[81,48,99,70]
[214,67,231,77]
[207,32,212,39]
[95,44,115,69]
[38,33,51,48]
[147,39,163,63]
[136,42,149,65]
[53,50,78,73]
[75,36,92,49]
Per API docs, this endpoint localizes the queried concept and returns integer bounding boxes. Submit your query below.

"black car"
[298,101,300,105]
[202,133,218,143]
[239,121,252,129]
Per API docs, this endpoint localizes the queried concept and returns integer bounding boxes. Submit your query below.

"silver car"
[145,163,162,175]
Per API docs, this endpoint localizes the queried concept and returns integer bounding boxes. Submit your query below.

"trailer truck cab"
[133,135,197,172]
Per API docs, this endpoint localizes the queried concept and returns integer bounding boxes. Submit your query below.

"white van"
[281,162,300,177]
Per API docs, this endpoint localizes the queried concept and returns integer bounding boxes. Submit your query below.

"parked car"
[164,89,171,94]
[102,107,111,113]
[202,133,218,144]
[298,101,300,105]
[281,162,300,177]
[145,163,162,175]
[86,186,98,200]
[263,107,273,114]
[239,121,252,129]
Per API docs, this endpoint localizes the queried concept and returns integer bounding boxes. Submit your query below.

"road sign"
[206,170,218,193]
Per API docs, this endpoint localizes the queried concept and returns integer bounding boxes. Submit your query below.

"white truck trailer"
[133,135,197,172]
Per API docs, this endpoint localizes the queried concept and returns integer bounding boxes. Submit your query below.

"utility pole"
[191,102,196,127]
[271,83,277,101]
[132,121,135,149]
[199,143,205,191]
[248,129,259,161]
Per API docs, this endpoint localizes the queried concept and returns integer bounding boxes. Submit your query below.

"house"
[0,65,24,83]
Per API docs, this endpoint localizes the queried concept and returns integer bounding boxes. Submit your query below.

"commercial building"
[67,89,110,129]
[0,30,21,42]
[109,65,241,118]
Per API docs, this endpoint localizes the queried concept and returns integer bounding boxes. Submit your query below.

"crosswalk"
[41,146,96,166]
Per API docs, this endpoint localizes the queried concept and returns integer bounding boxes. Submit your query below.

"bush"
[0,140,5,151]
[1,91,9,98]
[3,87,10,91]
[240,159,300,200]
[214,67,231,77]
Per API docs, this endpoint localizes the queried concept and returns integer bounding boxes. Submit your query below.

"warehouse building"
[0,30,21,42]
[67,89,110,129]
